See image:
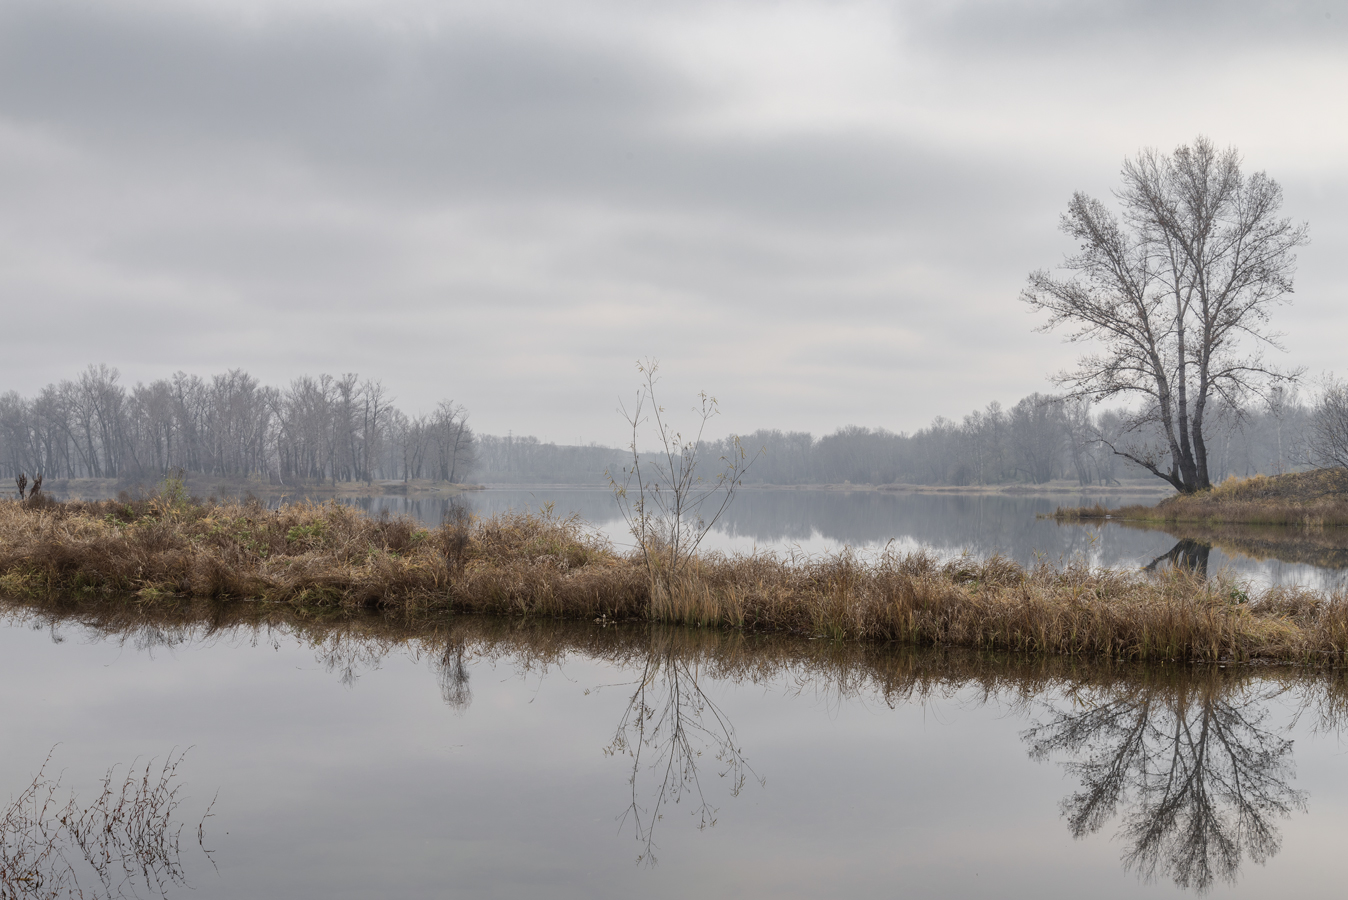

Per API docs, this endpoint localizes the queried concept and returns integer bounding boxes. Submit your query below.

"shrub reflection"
[0,749,215,899]
[603,629,757,865]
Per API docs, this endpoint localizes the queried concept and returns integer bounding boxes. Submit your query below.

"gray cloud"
[0,0,1343,442]
[0,0,1042,225]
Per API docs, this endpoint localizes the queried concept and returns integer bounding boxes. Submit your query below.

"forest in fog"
[1,365,1321,489]
[479,392,1313,486]
[0,365,473,485]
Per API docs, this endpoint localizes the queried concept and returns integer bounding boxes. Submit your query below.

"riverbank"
[2,492,1346,664]
[1052,468,1348,527]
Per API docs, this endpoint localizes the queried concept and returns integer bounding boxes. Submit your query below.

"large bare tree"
[1023,138,1308,493]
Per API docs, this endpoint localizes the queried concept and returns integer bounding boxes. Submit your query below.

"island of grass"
[1052,468,1348,528]
[3,481,1348,666]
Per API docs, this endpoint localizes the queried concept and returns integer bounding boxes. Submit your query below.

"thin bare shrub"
[0,749,214,900]
[608,359,757,608]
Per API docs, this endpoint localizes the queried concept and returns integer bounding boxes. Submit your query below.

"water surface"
[3,607,1347,899]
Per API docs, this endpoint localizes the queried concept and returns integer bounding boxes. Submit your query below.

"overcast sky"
[1,0,1344,444]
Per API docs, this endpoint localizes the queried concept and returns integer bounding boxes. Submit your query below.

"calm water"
[334,488,1348,591]
[2,611,1346,899]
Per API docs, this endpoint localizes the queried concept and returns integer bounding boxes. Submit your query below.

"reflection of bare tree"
[1024,674,1305,893]
[604,630,758,865]
[1125,519,1348,573]
[1144,539,1213,578]
[434,637,473,712]
[316,633,390,689]
[0,749,215,899]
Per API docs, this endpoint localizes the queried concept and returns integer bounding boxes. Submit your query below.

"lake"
[2,609,1346,899]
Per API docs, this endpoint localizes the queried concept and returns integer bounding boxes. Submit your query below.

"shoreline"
[1051,470,1348,528]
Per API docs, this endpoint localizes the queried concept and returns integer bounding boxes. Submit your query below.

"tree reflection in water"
[394,624,756,863]
[1144,539,1213,578]
[602,632,759,865]
[434,636,473,712]
[1024,672,1305,892]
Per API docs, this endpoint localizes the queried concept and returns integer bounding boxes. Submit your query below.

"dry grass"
[0,491,643,619]
[3,492,1348,664]
[1053,468,1348,527]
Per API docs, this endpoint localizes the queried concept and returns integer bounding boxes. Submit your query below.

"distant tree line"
[473,435,630,485]
[6,365,1340,490]
[0,365,475,485]
[477,389,1332,488]
[709,390,1317,487]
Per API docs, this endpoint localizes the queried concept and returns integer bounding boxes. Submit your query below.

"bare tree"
[1307,376,1348,469]
[1023,137,1309,493]
[1008,393,1066,484]
[430,401,475,483]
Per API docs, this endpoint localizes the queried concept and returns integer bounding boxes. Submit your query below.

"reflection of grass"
[1053,469,1348,526]
[6,492,1348,663]
[15,602,1348,885]
[6,602,1348,722]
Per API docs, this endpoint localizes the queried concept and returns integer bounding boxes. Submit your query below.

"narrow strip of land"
[2,488,1346,665]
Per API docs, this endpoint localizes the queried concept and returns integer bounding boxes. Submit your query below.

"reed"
[3,492,1348,664]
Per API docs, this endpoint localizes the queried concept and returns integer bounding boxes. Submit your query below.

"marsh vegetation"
[3,483,1348,664]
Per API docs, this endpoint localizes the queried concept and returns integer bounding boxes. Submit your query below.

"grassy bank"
[1052,468,1348,527]
[2,490,1348,664]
